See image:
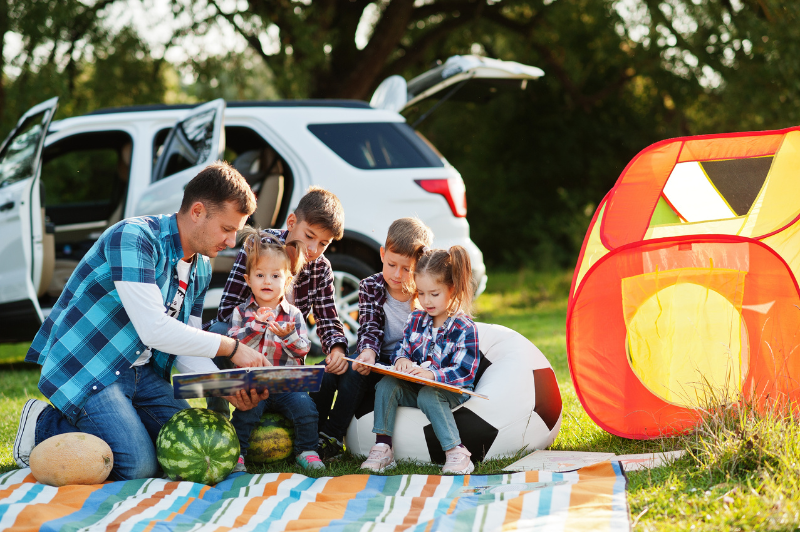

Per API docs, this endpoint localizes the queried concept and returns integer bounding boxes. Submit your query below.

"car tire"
[306,254,375,357]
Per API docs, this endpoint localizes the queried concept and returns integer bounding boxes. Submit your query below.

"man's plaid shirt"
[392,310,480,389]
[228,295,310,366]
[206,229,347,354]
[26,214,211,422]
[357,273,391,364]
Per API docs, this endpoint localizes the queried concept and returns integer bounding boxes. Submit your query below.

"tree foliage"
[3,0,800,268]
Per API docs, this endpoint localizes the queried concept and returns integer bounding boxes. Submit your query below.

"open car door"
[0,97,58,342]
[135,99,226,216]
[370,55,544,114]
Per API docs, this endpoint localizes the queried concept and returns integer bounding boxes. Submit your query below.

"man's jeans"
[35,364,190,481]
[311,362,381,441]
[231,392,319,457]
[372,376,469,451]
[206,320,234,418]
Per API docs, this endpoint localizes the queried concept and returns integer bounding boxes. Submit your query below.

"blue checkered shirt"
[25,214,211,422]
[392,310,480,389]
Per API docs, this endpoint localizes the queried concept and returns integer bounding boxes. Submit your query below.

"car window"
[0,111,49,188]
[307,122,444,170]
[42,131,133,226]
[155,109,216,180]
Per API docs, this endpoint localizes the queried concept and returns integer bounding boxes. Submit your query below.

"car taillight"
[414,178,467,217]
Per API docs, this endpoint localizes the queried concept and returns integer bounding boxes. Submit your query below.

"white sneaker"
[360,443,396,473]
[442,446,474,475]
[13,399,48,468]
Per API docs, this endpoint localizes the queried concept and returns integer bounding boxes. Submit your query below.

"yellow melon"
[29,433,113,486]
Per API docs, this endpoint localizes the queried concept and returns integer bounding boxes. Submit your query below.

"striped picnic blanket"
[0,462,629,531]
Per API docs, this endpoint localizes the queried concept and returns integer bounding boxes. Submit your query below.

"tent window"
[701,157,772,216]
[651,156,773,226]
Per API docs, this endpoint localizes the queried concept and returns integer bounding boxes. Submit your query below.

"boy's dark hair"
[294,186,345,240]
[180,161,257,216]
[385,217,433,259]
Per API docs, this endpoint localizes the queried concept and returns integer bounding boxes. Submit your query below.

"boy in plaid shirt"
[313,218,433,460]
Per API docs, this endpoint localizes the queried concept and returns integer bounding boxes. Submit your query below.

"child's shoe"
[360,443,396,473]
[296,451,326,471]
[316,432,345,461]
[442,446,474,475]
[231,455,247,473]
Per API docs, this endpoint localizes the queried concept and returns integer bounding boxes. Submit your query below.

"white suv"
[0,55,543,349]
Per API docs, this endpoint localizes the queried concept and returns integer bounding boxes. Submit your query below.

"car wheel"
[306,254,376,357]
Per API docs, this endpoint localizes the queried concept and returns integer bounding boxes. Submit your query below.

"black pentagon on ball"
[423,407,499,463]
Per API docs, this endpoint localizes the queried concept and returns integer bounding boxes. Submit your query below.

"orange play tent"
[568,126,800,438]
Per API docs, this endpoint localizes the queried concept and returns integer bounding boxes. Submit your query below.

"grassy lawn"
[1,270,797,530]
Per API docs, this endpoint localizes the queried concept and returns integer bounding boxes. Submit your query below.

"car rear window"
[308,122,444,170]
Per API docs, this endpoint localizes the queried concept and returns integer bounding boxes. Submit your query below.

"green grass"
[1,270,797,530]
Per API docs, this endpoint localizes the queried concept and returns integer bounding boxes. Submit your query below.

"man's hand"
[394,357,414,373]
[408,367,435,381]
[217,337,270,368]
[224,388,269,411]
[325,346,349,375]
[268,321,296,338]
[353,349,376,375]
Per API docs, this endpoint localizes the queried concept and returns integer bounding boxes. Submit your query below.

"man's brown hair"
[294,186,345,240]
[385,217,433,259]
[180,161,257,216]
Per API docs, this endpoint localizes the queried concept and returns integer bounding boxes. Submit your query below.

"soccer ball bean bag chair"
[346,322,562,464]
[569,127,800,439]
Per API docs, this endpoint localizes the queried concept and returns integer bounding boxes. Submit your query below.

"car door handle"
[0,201,13,212]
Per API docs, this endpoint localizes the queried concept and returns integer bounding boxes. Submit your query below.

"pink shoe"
[360,443,396,473]
[443,446,474,474]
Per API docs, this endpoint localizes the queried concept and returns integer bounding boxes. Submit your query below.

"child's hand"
[394,357,414,373]
[268,321,295,338]
[407,367,435,381]
[353,349,376,375]
[255,307,275,322]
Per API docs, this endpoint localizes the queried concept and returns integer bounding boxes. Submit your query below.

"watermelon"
[247,412,295,463]
[156,408,239,485]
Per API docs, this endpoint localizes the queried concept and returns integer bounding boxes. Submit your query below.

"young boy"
[312,218,434,460]
[205,187,350,419]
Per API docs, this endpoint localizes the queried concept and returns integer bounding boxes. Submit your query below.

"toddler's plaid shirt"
[228,295,309,366]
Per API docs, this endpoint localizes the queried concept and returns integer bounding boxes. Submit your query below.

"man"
[14,161,269,480]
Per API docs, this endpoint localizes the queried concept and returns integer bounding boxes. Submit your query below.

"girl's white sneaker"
[442,446,474,475]
[360,443,397,472]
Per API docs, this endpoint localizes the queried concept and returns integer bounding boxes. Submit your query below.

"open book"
[172,365,326,399]
[344,357,488,400]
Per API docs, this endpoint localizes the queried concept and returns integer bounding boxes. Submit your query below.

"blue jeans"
[312,361,381,441]
[35,364,190,481]
[231,392,319,457]
[372,376,469,451]
[205,320,233,418]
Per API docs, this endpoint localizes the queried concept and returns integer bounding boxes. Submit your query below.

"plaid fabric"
[356,273,388,359]
[25,214,211,422]
[208,229,347,354]
[393,310,480,388]
[228,295,310,366]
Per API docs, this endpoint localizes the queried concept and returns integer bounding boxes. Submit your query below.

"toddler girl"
[360,246,480,474]
[228,228,324,471]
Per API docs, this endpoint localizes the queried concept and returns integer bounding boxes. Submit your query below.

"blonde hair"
[240,227,306,279]
[385,217,434,296]
[385,217,433,259]
[415,246,474,316]
[294,186,345,240]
